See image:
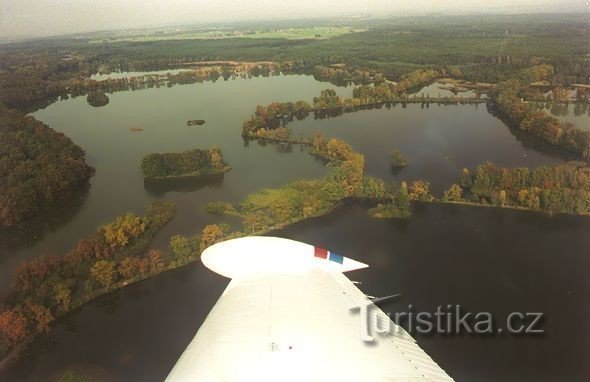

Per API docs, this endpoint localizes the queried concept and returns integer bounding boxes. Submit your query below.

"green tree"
[169,235,200,266]
[459,168,473,188]
[394,181,411,214]
[391,150,409,167]
[58,370,90,382]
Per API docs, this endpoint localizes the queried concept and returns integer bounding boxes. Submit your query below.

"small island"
[187,119,206,126]
[86,91,110,107]
[368,181,412,218]
[141,147,230,179]
[390,150,409,168]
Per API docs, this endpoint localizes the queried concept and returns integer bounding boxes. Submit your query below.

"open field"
[89,26,362,43]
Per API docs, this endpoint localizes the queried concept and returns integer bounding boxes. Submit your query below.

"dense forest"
[0,201,175,361]
[0,14,588,112]
[141,147,229,178]
[446,163,590,214]
[0,103,94,228]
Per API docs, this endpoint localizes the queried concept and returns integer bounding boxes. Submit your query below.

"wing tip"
[202,236,369,278]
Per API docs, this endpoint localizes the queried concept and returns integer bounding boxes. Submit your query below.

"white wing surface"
[166,236,454,382]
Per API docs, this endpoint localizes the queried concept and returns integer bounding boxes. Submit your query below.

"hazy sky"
[1,0,588,38]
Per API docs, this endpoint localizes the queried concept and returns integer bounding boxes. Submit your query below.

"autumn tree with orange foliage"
[24,302,54,333]
[0,309,29,345]
[409,181,434,202]
[102,213,146,248]
[200,224,230,252]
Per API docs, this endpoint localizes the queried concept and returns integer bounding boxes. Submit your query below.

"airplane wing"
[166,236,454,382]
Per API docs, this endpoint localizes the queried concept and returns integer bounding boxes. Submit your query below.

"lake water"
[290,103,563,193]
[2,203,589,382]
[0,74,588,381]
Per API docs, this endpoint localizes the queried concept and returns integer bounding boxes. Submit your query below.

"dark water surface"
[290,103,564,193]
[2,203,589,381]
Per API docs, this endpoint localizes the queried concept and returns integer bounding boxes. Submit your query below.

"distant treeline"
[141,147,229,178]
[2,14,588,112]
[0,103,95,229]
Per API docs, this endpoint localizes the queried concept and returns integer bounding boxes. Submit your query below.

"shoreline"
[2,195,589,369]
[143,165,231,181]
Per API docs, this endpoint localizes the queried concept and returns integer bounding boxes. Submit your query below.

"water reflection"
[0,184,90,256]
[530,102,590,129]
[143,173,225,197]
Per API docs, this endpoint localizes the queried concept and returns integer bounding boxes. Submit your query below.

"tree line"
[2,14,588,112]
[0,103,95,229]
[444,163,590,215]
[0,201,176,360]
[141,147,229,178]
[242,69,484,141]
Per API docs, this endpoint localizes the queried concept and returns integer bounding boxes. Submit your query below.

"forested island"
[0,104,95,229]
[86,91,109,107]
[141,147,230,179]
[186,119,206,126]
[390,150,409,169]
